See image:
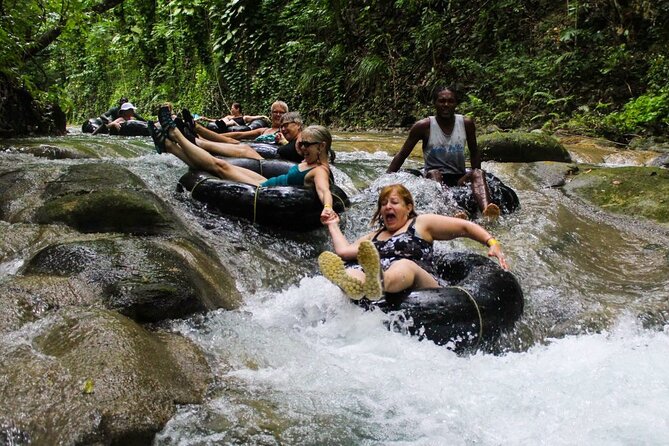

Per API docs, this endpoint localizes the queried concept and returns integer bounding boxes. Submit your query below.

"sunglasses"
[298,140,320,149]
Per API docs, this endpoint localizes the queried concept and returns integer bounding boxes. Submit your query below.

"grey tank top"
[423,115,467,175]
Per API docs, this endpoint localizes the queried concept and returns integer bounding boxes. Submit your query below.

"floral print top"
[371,218,436,276]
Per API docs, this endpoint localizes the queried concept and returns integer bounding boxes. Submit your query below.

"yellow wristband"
[323,204,332,209]
[486,238,499,247]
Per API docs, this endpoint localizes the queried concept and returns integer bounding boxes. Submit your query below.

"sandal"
[318,251,364,300]
[158,105,176,130]
[183,125,198,145]
[148,120,166,154]
[182,108,197,134]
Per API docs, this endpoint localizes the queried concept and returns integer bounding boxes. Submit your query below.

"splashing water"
[4,131,669,444]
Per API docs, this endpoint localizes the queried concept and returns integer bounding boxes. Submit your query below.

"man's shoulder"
[410,117,431,132]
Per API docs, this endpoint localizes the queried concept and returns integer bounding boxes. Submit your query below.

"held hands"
[487,243,509,270]
[320,207,339,226]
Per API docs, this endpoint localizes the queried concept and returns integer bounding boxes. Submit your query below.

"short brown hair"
[371,184,418,228]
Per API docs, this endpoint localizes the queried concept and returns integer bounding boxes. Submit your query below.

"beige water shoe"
[357,240,383,301]
[318,251,364,299]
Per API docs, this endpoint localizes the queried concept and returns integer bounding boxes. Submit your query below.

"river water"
[4,131,669,444]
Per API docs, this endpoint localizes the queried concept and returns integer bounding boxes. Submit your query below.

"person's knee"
[241,144,256,156]
[214,158,232,172]
[384,260,416,291]
[470,168,485,181]
[426,169,443,183]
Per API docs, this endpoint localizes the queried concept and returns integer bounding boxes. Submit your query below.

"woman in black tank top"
[319,184,509,300]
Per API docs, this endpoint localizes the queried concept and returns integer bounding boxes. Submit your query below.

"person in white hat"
[107,102,139,134]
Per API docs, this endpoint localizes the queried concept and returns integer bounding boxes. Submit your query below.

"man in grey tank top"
[387,85,500,219]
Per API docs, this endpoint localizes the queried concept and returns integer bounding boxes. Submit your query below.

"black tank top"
[372,218,435,275]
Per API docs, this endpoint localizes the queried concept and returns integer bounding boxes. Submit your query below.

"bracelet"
[323,204,332,209]
[486,237,499,247]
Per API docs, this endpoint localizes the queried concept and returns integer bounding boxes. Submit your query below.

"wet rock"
[35,163,182,235]
[0,221,79,267]
[21,236,241,323]
[0,307,211,444]
[0,163,179,235]
[649,152,669,168]
[0,164,66,222]
[479,131,571,163]
[13,144,89,159]
[563,165,669,224]
[0,276,100,333]
[628,135,669,153]
[526,162,579,188]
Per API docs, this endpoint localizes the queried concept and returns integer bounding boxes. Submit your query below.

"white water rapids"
[4,132,668,445]
[139,139,668,445]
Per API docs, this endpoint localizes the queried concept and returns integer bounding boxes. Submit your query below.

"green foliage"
[604,89,669,136]
[2,0,669,134]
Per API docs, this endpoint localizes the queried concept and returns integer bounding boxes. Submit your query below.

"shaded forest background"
[2,0,668,140]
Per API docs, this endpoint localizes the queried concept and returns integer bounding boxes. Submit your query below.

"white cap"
[120,102,136,111]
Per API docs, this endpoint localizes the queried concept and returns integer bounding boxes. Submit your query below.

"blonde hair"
[271,101,289,113]
[301,125,335,163]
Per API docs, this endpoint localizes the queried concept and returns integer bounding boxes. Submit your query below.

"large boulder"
[19,236,241,322]
[479,131,571,163]
[0,307,211,444]
[36,163,181,235]
[0,162,182,235]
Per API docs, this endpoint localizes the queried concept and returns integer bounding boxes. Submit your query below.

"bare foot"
[483,203,501,221]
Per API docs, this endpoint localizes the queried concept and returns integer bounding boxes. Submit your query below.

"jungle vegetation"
[2,0,668,140]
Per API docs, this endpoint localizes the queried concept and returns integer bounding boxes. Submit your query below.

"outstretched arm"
[321,213,373,261]
[387,119,428,173]
[464,117,480,169]
[312,168,335,221]
[418,214,509,269]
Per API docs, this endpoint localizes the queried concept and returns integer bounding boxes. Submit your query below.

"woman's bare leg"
[166,128,267,184]
[382,259,439,293]
[194,123,239,144]
[196,139,263,160]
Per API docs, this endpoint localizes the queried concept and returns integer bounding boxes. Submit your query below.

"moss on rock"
[479,131,571,163]
[0,307,210,444]
[563,166,669,224]
[22,236,241,322]
[35,163,181,235]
